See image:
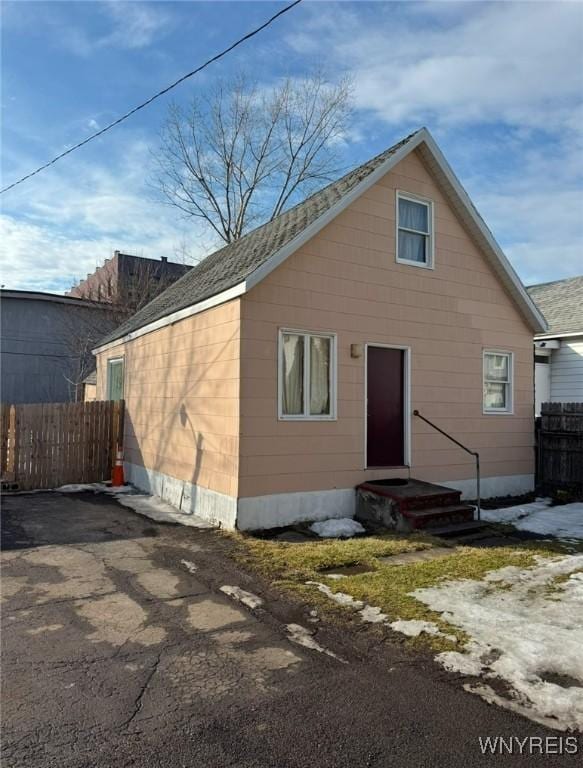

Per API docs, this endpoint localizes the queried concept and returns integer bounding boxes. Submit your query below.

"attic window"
[396,192,434,268]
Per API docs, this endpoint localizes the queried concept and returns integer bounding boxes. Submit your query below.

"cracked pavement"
[2,491,580,767]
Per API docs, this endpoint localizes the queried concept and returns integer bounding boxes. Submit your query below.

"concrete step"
[425,520,488,537]
[405,492,462,512]
[403,504,475,530]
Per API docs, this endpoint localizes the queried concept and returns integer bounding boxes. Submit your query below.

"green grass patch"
[230,531,437,581]
[230,530,570,651]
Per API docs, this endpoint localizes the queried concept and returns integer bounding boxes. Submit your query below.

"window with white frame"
[279,330,336,419]
[396,192,433,267]
[483,351,513,413]
[107,358,124,401]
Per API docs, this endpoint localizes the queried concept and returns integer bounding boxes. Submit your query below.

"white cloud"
[289,2,583,133]
[0,140,210,293]
[285,1,583,284]
[101,1,172,51]
[56,1,173,56]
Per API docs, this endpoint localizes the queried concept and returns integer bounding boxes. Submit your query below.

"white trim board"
[534,331,583,341]
[93,283,246,354]
[94,128,546,354]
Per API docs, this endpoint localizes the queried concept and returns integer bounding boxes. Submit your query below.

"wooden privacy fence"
[1,400,124,491]
[538,402,583,496]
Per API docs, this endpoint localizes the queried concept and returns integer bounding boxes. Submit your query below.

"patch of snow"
[310,518,365,538]
[482,499,583,540]
[285,624,346,663]
[307,581,389,626]
[113,491,214,529]
[360,605,388,624]
[389,619,442,638]
[219,585,263,610]
[409,554,583,732]
[180,559,198,574]
[306,581,364,609]
[56,483,135,494]
[56,483,98,493]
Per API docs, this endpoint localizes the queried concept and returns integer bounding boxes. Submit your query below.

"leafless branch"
[152,72,353,245]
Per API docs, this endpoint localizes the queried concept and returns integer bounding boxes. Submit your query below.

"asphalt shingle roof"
[527,276,583,335]
[97,131,419,347]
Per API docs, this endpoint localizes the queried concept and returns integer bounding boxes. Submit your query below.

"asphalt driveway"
[1,491,580,767]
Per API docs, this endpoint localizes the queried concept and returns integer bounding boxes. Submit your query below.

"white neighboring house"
[527,276,583,416]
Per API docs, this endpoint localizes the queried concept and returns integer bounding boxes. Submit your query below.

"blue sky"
[1,0,582,293]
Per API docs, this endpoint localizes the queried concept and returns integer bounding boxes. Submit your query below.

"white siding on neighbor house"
[550,338,583,402]
[535,360,551,416]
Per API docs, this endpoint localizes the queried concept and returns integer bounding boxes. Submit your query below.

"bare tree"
[153,72,353,244]
[58,304,118,401]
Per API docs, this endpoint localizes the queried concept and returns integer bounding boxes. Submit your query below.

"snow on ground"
[56,483,214,528]
[57,483,134,494]
[481,499,583,540]
[399,554,583,731]
[220,585,264,609]
[310,518,365,538]
[307,581,394,625]
[389,619,457,644]
[285,624,346,663]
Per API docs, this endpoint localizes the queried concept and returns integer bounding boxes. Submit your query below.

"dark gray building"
[1,290,117,404]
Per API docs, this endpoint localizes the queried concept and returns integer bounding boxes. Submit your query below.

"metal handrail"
[413,409,480,520]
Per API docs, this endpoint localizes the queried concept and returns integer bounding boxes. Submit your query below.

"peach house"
[93,128,547,530]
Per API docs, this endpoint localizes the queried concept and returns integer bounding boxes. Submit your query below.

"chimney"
[160,256,168,263]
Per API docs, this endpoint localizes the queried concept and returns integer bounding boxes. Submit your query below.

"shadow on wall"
[120,320,238,512]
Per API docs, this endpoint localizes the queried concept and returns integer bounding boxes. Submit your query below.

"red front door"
[366,347,405,467]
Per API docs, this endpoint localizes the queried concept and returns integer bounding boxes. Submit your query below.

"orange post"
[111,446,125,487]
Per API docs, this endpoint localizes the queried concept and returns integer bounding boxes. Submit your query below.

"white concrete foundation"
[441,473,535,500]
[124,462,237,529]
[236,488,355,531]
[123,462,535,530]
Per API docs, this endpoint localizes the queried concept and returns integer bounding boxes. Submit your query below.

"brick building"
[67,251,191,312]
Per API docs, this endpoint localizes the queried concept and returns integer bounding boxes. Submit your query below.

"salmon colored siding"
[96,300,241,498]
[238,148,534,498]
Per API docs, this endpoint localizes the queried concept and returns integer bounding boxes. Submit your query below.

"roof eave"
[415,130,548,334]
[94,127,547,350]
[247,127,547,334]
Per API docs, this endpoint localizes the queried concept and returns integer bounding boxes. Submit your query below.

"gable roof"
[527,275,583,337]
[95,127,546,351]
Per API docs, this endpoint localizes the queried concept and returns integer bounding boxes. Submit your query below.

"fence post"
[6,405,17,481]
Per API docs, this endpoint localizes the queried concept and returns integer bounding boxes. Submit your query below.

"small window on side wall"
[107,358,124,401]
[396,192,433,268]
[483,351,513,413]
[279,330,336,420]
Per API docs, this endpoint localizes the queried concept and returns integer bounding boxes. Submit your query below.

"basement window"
[279,330,337,420]
[483,351,513,413]
[107,358,124,401]
[396,192,434,268]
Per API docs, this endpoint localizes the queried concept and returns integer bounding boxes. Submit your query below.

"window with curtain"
[483,351,512,413]
[107,358,124,401]
[397,193,433,266]
[280,331,335,419]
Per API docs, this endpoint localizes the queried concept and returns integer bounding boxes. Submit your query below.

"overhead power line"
[1,0,303,195]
